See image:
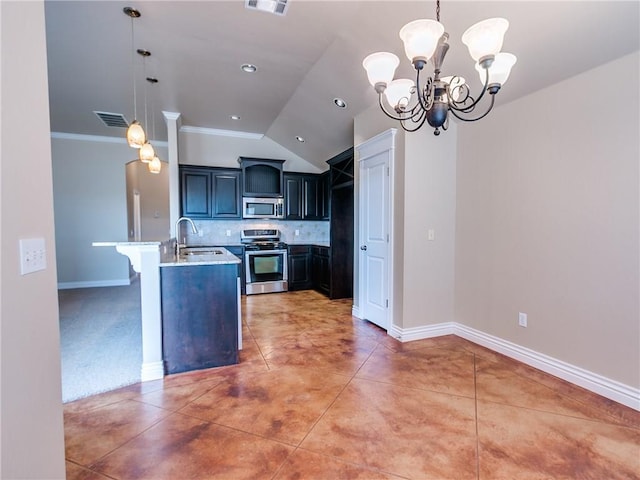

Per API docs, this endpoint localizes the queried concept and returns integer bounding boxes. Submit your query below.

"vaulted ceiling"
[44,1,639,169]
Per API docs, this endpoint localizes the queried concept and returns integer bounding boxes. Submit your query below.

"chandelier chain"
[436,0,440,22]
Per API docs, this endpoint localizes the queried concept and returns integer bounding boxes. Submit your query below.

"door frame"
[354,128,397,331]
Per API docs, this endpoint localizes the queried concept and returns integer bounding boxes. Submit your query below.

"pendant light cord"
[130,16,137,121]
[143,55,148,132]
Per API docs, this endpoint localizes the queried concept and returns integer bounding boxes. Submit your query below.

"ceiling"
[44,1,639,169]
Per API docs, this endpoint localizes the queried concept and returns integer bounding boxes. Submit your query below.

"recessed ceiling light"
[230,115,240,120]
[334,98,347,108]
[241,64,257,73]
[295,136,305,143]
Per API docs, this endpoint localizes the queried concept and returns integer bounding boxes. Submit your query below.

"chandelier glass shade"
[362,1,516,135]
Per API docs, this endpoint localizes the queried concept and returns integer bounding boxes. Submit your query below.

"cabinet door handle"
[360,245,367,251]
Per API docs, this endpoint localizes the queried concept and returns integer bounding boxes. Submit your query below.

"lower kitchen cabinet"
[312,246,330,296]
[288,245,312,291]
[224,245,245,295]
[160,263,239,374]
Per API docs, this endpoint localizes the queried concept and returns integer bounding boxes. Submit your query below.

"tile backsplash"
[179,219,329,246]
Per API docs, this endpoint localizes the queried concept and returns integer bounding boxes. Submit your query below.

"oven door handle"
[245,249,287,255]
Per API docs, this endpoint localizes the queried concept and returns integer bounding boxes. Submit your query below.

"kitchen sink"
[181,249,224,256]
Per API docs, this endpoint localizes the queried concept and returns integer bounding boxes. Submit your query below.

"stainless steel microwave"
[242,197,284,219]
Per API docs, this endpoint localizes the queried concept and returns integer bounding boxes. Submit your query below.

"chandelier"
[362,0,517,135]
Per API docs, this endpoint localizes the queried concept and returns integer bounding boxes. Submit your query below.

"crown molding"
[50,131,168,147]
[179,125,263,140]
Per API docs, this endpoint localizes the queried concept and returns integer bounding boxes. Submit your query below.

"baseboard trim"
[352,305,362,319]
[140,361,164,382]
[58,278,131,289]
[390,322,639,411]
[389,322,455,342]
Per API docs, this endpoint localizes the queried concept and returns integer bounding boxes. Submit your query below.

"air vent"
[94,111,130,128]
[245,0,288,16]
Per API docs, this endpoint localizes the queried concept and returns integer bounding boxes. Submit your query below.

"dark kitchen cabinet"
[239,157,284,198]
[288,245,312,291]
[312,246,330,296]
[181,168,212,218]
[160,263,239,374]
[180,166,241,220]
[319,171,330,220]
[224,245,245,295]
[327,147,354,299]
[283,173,322,220]
[284,174,303,220]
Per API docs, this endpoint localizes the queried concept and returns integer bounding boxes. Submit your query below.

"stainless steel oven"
[242,229,288,295]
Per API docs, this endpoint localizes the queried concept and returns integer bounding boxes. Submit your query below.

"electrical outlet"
[518,312,527,327]
[226,230,231,237]
[428,229,435,241]
[19,237,47,275]
[295,229,300,236]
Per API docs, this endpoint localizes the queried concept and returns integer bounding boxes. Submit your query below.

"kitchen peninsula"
[93,241,242,380]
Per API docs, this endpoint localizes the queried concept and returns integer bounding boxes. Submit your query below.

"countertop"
[160,247,241,267]
[286,241,331,248]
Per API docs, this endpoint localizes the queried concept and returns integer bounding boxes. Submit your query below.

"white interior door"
[359,148,390,330]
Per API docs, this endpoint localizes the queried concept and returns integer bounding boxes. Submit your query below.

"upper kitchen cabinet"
[239,157,285,198]
[283,173,323,221]
[180,165,241,219]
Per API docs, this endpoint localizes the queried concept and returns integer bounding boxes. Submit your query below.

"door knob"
[360,245,367,251]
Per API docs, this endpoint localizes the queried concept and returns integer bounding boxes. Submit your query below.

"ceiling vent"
[94,111,130,128]
[245,0,288,16]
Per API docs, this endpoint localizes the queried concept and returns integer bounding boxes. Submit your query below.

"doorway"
[356,129,397,330]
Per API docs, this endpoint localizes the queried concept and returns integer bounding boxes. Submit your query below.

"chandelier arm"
[414,68,434,113]
[400,113,429,132]
[377,95,412,122]
[448,65,490,113]
[448,94,496,122]
[447,68,493,113]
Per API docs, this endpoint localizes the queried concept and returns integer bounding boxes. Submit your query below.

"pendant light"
[146,77,162,174]
[138,49,155,163]
[123,7,146,148]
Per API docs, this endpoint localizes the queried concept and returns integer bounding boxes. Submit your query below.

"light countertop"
[160,247,241,267]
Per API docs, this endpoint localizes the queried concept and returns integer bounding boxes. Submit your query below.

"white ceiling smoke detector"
[245,0,289,16]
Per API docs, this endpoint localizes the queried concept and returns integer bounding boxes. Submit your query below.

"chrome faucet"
[175,217,198,256]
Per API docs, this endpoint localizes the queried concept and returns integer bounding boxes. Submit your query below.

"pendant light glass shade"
[362,52,400,88]
[462,18,509,62]
[138,141,155,163]
[399,19,445,63]
[384,79,414,110]
[148,156,162,174]
[475,52,517,86]
[127,121,146,148]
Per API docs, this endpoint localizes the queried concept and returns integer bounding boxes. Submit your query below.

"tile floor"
[64,290,640,480]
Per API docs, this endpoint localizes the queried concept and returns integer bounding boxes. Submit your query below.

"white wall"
[455,51,640,388]
[1,1,66,477]
[51,135,168,287]
[125,160,170,241]
[402,125,457,329]
[179,130,324,173]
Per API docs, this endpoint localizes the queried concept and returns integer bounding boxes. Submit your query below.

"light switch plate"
[19,237,47,275]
